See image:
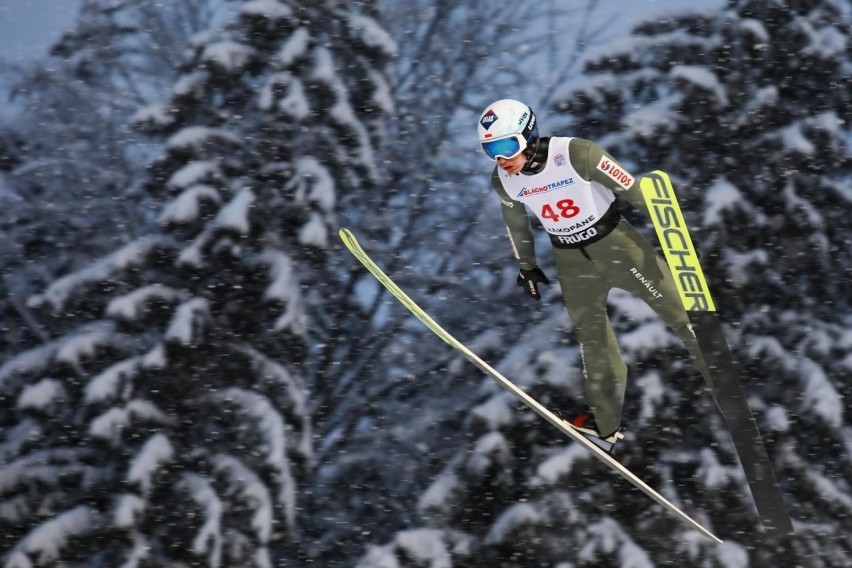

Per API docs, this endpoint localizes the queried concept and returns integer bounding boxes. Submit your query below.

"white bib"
[498,137,615,237]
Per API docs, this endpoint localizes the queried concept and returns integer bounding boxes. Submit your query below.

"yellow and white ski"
[339,227,723,544]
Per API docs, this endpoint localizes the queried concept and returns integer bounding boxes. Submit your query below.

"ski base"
[640,171,794,538]
[689,311,795,538]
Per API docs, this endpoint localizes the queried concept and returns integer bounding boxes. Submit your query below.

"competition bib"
[498,137,616,241]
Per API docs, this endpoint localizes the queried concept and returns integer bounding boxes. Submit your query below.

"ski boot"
[566,411,625,453]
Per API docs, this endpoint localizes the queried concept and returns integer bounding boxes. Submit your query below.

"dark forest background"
[1,1,850,566]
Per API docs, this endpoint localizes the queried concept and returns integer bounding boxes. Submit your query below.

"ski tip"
[339,227,358,249]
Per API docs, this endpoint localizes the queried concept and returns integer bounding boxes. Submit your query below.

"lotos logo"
[596,156,635,190]
[480,110,498,130]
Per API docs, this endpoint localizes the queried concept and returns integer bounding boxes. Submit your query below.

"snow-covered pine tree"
[0,0,220,364]
[356,0,852,566]
[553,1,852,563]
[0,1,393,566]
[298,0,557,562]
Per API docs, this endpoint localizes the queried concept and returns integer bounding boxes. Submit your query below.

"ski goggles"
[480,126,538,161]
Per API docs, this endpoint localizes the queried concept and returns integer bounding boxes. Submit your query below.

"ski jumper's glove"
[517,267,550,301]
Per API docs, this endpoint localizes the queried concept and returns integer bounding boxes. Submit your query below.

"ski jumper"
[492,137,716,436]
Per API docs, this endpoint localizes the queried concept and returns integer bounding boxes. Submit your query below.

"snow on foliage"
[259,72,310,119]
[721,248,770,288]
[577,517,653,568]
[677,530,719,563]
[470,392,515,431]
[7,506,99,567]
[113,493,146,528]
[532,443,592,486]
[696,447,745,490]
[166,126,241,153]
[738,17,769,43]
[530,347,583,391]
[0,343,56,389]
[167,160,222,191]
[118,533,150,568]
[808,110,843,136]
[622,93,682,139]
[177,230,210,267]
[165,297,210,345]
[801,21,847,58]
[635,370,665,424]
[142,343,166,369]
[715,541,749,568]
[464,431,510,477]
[159,184,222,225]
[782,177,823,225]
[0,449,88,497]
[130,103,175,130]
[356,528,473,568]
[780,122,816,156]
[276,27,310,67]
[417,471,461,517]
[669,65,729,107]
[393,529,454,568]
[618,320,679,356]
[746,334,797,371]
[291,156,335,211]
[201,40,256,73]
[241,0,293,21]
[259,249,307,335]
[356,546,402,568]
[799,357,844,428]
[54,322,115,369]
[89,400,173,445]
[716,540,751,568]
[701,178,748,226]
[369,68,394,114]
[485,502,542,544]
[172,70,208,99]
[763,405,790,432]
[308,44,335,83]
[215,188,255,233]
[106,284,187,321]
[211,453,274,542]
[1,0,390,564]
[29,237,173,311]
[608,288,657,321]
[298,212,328,247]
[308,46,378,180]
[346,12,398,58]
[0,420,41,464]
[127,433,175,494]
[239,345,309,425]
[210,387,297,528]
[16,379,66,412]
[803,467,852,513]
[733,85,779,128]
[181,473,224,568]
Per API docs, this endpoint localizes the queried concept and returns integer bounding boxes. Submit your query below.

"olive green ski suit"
[492,137,715,436]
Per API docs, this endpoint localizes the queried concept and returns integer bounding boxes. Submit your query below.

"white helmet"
[477,99,538,161]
